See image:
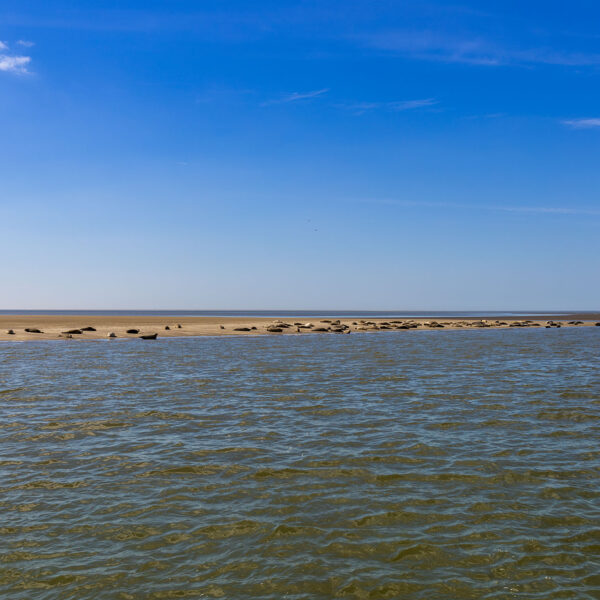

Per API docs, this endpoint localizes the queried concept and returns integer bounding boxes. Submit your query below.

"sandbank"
[1,314,599,341]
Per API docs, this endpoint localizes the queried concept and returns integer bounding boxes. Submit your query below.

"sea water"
[1,328,599,598]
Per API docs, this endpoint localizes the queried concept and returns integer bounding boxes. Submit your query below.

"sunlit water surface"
[1,329,599,599]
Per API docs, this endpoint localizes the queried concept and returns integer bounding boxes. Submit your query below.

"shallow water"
[1,329,599,599]
[0,309,564,318]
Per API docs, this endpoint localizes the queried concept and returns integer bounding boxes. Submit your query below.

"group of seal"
[214,317,600,335]
[4,325,161,339]
[262,320,351,334]
[5,319,600,338]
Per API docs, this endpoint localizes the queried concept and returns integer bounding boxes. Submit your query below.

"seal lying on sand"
[126,329,140,334]
[139,333,158,340]
[25,328,43,333]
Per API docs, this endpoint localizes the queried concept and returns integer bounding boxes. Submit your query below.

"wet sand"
[1,314,599,341]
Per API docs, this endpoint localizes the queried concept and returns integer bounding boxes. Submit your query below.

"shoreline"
[1,314,599,341]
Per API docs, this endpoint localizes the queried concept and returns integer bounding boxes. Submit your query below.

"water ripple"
[0,329,599,598]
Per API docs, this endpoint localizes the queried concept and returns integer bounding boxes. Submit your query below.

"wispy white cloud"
[0,40,33,74]
[0,54,31,74]
[359,31,503,65]
[260,90,438,115]
[17,40,35,47]
[514,48,600,66]
[262,88,329,106]
[393,98,438,110]
[358,30,600,67]
[341,98,437,115]
[562,118,600,129]
[261,91,438,115]
[362,198,600,216]
[495,204,600,215]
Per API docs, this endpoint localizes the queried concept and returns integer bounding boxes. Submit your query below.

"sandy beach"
[1,313,599,341]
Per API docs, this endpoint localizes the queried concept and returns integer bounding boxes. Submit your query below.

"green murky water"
[1,329,599,599]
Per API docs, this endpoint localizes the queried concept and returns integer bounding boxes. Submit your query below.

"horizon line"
[0,308,595,313]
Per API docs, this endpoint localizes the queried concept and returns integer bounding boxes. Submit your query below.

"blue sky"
[1,0,599,310]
